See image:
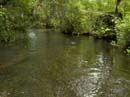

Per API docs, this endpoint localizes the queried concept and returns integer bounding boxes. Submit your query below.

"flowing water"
[0,29,130,97]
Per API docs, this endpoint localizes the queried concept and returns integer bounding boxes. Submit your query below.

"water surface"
[0,29,130,97]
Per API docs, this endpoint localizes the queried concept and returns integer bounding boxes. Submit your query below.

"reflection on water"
[0,29,130,97]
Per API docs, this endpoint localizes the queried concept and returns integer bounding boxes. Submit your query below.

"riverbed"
[0,29,130,97]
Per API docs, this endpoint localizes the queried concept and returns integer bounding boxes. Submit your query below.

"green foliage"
[10,0,36,14]
[65,1,86,34]
[0,0,39,42]
[53,1,89,34]
[92,14,116,39]
[0,0,130,56]
[0,9,15,42]
[115,14,130,50]
[82,0,115,12]
[44,0,117,35]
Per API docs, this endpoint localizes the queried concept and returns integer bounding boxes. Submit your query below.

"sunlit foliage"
[0,0,130,54]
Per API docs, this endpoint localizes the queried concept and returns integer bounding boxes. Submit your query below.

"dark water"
[0,29,130,97]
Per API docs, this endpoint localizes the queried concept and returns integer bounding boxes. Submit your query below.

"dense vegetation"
[0,0,130,54]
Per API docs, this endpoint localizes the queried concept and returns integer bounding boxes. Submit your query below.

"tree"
[115,0,121,15]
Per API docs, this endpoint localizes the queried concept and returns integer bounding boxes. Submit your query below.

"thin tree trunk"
[0,0,10,6]
[115,0,121,15]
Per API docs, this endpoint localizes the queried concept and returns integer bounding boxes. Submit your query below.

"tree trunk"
[115,0,121,15]
[0,0,10,6]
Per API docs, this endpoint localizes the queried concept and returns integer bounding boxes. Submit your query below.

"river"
[0,29,130,97]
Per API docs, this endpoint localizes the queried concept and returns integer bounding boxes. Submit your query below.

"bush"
[0,9,15,42]
[0,0,41,42]
[57,1,88,34]
[92,13,116,39]
[115,14,130,50]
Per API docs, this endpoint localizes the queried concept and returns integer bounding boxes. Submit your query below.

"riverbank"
[1,0,130,55]
[59,12,130,54]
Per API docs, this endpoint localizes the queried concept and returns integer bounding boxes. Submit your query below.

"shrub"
[57,1,88,34]
[0,9,15,42]
[115,14,130,50]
